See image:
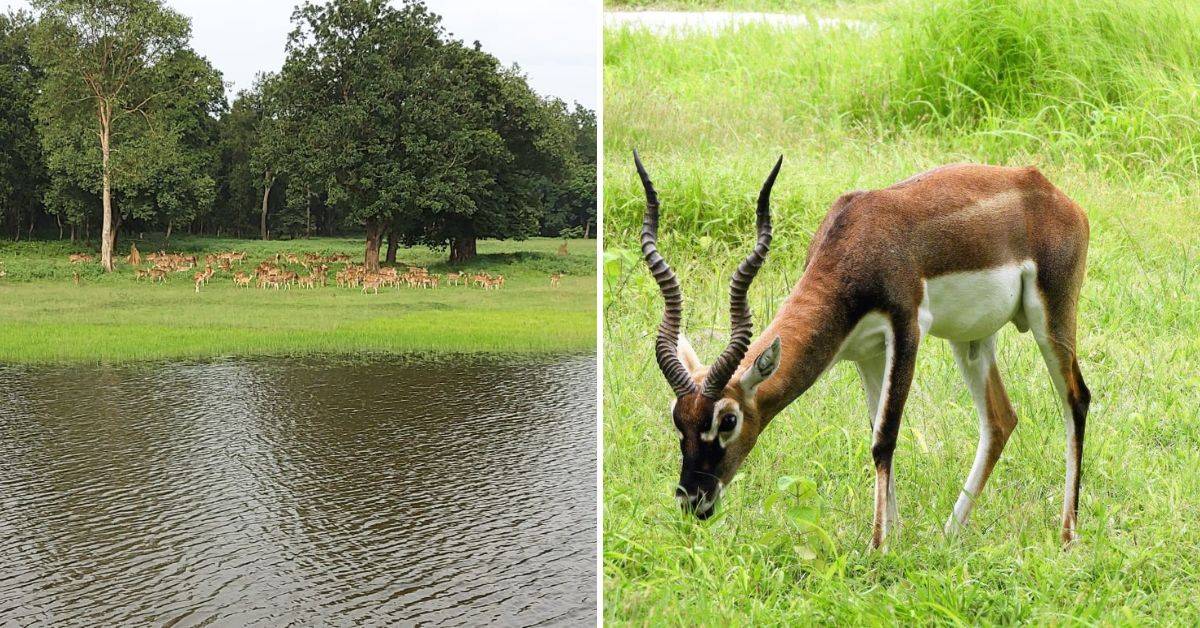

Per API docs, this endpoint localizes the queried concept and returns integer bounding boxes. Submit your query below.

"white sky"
[4,0,599,108]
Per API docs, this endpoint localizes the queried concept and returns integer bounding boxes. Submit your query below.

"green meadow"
[604,0,1200,623]
[0,237,595,363]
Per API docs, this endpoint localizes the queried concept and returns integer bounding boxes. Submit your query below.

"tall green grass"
[0,237,596,363]
[875,0,1200,183]
[605,0,1200,623]
[606,0,1200,190]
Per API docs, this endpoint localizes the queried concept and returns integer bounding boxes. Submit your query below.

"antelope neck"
[734,278,853,423]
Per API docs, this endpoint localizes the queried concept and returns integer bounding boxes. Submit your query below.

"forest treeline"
[0,0,596,269]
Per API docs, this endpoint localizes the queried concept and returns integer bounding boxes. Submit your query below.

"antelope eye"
[719,413,738,431]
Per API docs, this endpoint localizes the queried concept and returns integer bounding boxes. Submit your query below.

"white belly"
[922,263,1028,342]
[833,262,1034,363]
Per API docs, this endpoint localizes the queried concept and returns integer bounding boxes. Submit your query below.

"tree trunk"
[57,214,63,240]
[100,163,116,270]
[260,171,274,240]
[584,218,591,239]
[165,221,173,241]
[385,230,398,264]
[449,234,477,262]
[364,219,384,272]
[305,187,312,238]
[99,109,116,271]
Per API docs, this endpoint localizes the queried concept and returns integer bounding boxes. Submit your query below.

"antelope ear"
[677,333,704,375]
[739,336,782,395]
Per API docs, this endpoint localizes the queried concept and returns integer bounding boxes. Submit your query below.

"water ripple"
[0,355,596,626]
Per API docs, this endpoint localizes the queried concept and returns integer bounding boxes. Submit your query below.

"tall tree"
[214,80,283,240]
[0,11,47,239]
[214,90,260,236]
[391,50,576,262]
[32,0,190,270]
[274,0,456,270]
[118,48,224,239]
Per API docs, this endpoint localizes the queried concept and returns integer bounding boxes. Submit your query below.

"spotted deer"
[362,274,384,294]
[550,273,563,287]
[635,153,1091,550]
[193,265,214,293]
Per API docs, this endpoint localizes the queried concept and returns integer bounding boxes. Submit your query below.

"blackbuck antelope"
[636,153,1091,550]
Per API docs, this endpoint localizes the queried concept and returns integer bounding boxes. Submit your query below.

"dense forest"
[0,0,596,269]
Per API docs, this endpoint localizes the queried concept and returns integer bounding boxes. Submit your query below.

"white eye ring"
[712,399,743,447]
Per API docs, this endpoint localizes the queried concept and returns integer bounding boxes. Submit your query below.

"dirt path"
[604,10,871,35]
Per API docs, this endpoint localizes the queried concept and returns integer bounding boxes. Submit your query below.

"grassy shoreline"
[0,236,595,363]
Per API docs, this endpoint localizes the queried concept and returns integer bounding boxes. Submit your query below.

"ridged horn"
[702,156,782,399]
[635,150,697,397]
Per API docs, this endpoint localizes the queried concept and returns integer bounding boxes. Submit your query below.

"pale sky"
[4,0,599,108]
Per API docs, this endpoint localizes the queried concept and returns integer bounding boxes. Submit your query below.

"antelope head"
[635,151,783,519]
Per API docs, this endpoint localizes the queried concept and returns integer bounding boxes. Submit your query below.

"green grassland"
[0,236,595,363]
[604,0,1200,623]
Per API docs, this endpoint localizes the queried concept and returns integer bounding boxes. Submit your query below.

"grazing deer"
[558,240,569,256]
[68,253,93,263]
[550,272,563,287]
[233,272,251,287]
[446,271,463,286]
[149,268,168,283]
[635,154,1090,550]
[313,264,329,286]
[362,274,384,294]
[193,265,214,292]
[297,274,316,289]
[72,270,81,285]
[134,268,150,281]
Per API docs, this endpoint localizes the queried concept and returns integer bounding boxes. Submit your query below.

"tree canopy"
[0,11,47,239]
[30,0,220,269]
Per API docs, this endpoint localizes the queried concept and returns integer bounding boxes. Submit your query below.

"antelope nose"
[675,486,699,509]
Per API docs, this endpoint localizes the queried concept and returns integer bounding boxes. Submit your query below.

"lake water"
[0,355,596,625]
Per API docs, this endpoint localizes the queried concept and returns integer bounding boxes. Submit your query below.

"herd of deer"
[62,245,565,293]
[336,266,508,292]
